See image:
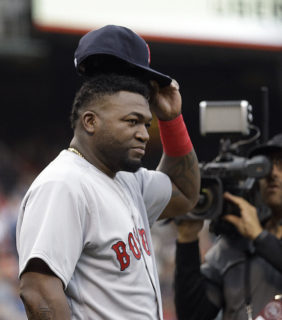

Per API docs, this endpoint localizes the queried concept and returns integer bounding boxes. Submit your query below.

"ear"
[81,111,97,134]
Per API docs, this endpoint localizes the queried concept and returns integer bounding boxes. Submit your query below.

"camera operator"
[174,133,282,320]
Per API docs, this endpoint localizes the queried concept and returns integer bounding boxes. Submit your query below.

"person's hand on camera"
[149,79,182,121]
[177,219,204,243]
[223,192,263,240]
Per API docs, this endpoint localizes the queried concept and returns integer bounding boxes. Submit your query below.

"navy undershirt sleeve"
[254,230,282,273]
[174,241,220,320]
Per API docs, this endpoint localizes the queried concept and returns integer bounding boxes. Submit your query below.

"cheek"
[97,129,127,152]
[259,180,267,196]
[259,179,265,189]
[95,121,134,151]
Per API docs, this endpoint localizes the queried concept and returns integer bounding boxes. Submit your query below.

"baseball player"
[16,25,200,320]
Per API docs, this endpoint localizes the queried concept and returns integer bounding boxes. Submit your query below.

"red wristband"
[158,114,193,157]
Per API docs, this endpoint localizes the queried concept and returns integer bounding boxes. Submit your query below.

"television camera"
[187,100,272,235]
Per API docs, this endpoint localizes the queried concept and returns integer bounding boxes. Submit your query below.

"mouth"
[266,183,280,192]
[131,146,145,156]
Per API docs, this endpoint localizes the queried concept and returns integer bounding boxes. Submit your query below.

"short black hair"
[70,73,151,129]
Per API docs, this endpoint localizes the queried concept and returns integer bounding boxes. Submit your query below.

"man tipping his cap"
[17,24,200,320]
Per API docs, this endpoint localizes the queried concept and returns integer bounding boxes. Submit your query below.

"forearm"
[20,271,71,320]
[156,111,200,210]
[21,294,71,320]
[175,241,219,320]
[254,230,282,273]
[151,81,200,212]
[158,149,200,209]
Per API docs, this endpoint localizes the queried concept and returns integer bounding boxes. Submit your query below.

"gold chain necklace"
[68,147,85,159]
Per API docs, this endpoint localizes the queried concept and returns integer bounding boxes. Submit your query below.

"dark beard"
[120,158,143,172]
[97,145,143,173]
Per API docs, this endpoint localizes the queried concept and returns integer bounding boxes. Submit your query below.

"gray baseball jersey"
[16,150,172,320]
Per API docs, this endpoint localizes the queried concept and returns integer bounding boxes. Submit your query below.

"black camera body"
[187,100,272,235]
[190,151,272,235]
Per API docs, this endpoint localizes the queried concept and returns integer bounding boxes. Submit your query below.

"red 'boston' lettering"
[139,228,151,256]
[111,241,130,271]
[128,232,141,260]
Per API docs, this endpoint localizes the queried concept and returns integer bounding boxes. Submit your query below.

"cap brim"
[133,63,172,87]
[76,53,172,87]
[249,145,282,157]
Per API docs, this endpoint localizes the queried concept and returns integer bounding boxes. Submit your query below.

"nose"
[136,125,150,142]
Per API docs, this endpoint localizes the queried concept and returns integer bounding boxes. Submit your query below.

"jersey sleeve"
[136,168,172,227]
[17,180,88,289]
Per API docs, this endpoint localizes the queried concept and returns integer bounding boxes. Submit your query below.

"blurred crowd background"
[0,0,282,319]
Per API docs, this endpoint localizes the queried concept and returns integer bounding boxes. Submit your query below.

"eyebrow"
[127,112,152,122]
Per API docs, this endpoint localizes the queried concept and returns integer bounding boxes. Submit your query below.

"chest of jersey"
[67,172,160,319]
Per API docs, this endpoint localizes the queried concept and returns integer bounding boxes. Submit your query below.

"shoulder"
[30,150,92,188]
[117,168,171,197]
[23,151,97,207]
[202,236,247,277]
[118,167,170,187]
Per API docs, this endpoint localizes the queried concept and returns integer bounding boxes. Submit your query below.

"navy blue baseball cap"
[249,133,282,157]
[74,25,172,87]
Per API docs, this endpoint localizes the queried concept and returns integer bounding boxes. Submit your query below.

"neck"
[270,206,282,222]
[69,137,116,179]
[265,207,282,234]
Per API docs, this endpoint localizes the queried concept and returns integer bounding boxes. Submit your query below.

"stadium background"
[0,0,281,318]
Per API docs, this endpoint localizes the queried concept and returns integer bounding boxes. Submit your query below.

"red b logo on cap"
[146,44,151,65]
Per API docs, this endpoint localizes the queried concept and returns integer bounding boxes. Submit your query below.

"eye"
[145,123,151,129]
[127,119,138,125]
[273,158,282,170]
